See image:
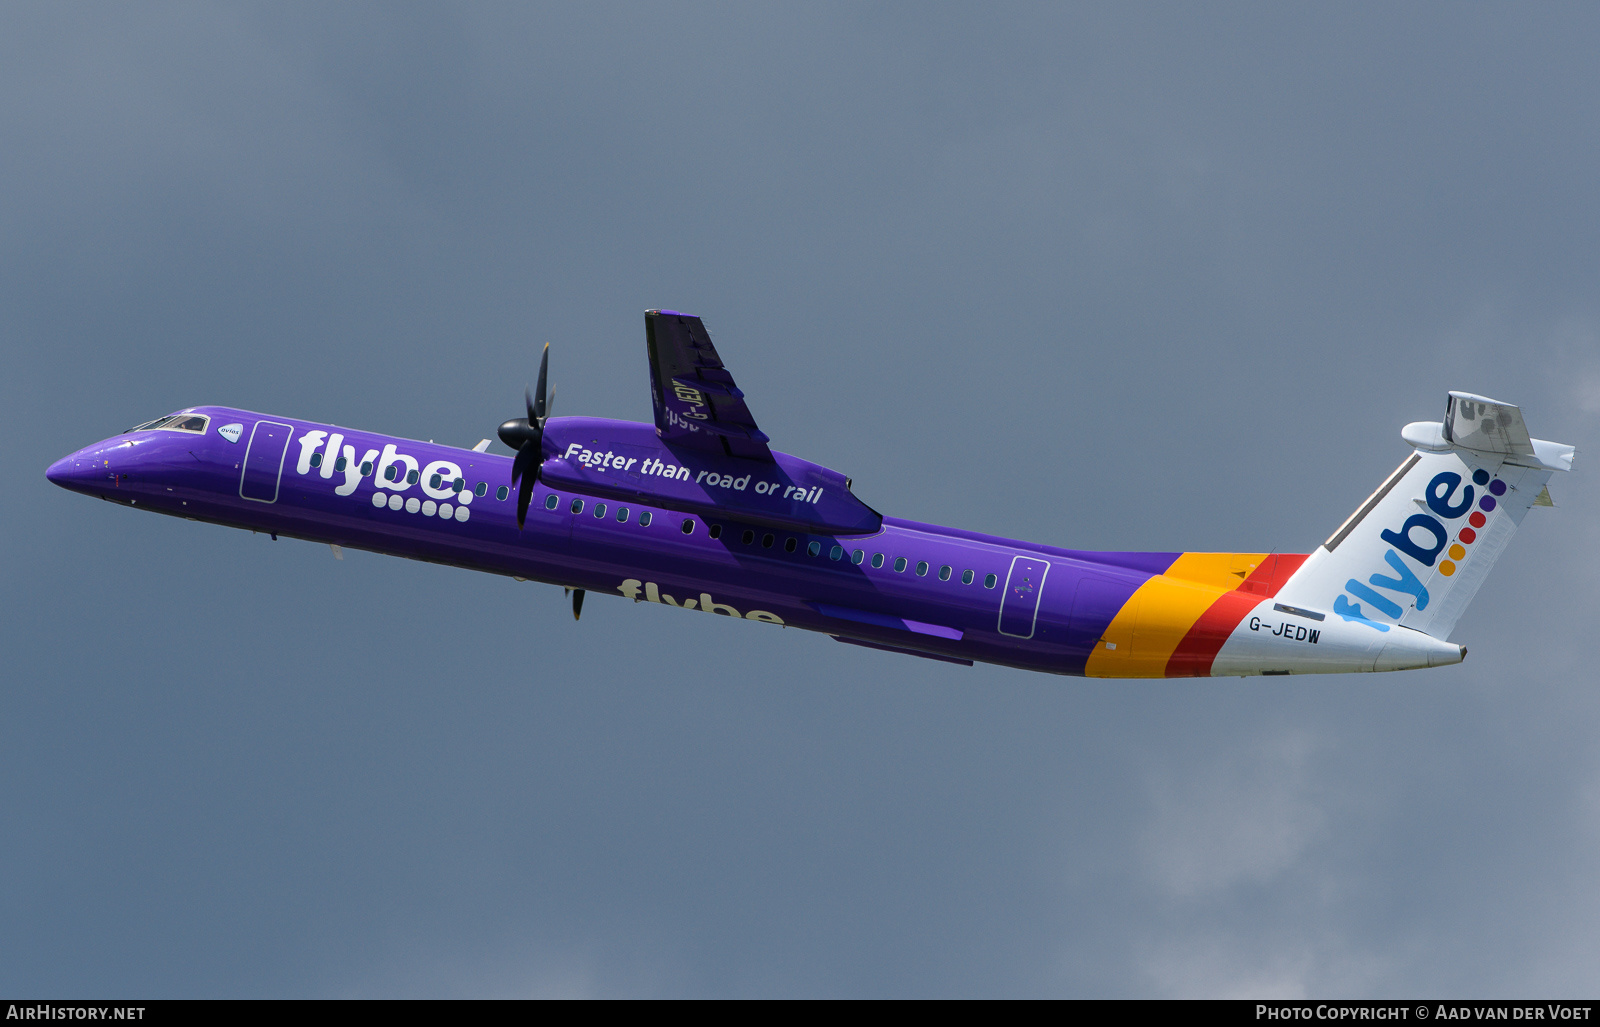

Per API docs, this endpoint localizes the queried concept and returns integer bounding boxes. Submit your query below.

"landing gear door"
[239,421,294,503]
[997,555,1049,639]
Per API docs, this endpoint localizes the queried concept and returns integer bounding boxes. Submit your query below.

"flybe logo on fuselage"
[289,429,478,511]
[1335,468,1503,631]
[618,579,785,625]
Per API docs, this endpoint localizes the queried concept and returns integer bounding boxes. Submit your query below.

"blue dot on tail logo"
[217,422,243,444]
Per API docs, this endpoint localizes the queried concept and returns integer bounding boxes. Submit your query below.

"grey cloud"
[1139,732,1328,899]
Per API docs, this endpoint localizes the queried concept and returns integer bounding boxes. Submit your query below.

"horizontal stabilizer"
[1446,392,1536,457]
[1402,392,1575,471]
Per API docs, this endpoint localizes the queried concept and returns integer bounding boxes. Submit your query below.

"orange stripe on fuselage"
[1165,553,1310,678]
[1082,553,1309,680]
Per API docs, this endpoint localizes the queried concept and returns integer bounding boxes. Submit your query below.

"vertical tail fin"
[1274,394,1573,640]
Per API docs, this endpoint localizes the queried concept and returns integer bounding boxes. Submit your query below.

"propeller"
[498,342,551,529]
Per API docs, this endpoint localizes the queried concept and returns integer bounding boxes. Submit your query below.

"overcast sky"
[5,2,1599,997]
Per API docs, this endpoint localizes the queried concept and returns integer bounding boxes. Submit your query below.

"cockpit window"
[125,413,209,434]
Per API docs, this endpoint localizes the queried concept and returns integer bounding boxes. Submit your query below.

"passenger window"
[362,461,374,477]
[384,465,398,482]
[762,534,775,548]
[938,565,951,581]
[681,518,695,534]
[475,482,488,497]
[785,538,798,553]
[406,469,419,485]
[916,561,928,576]
[871,554,884,569]
[829,545,842,560]
[544,494,557,509]
[742,530,755,545]
[310,452,322,468]
[893,557,907,572]
[453,479,464,493]
[429,473,442,489]
[852,550,865,565]
[709,524,723,540]
[570,499,584,514]
[335,456,347,472]
[962,570,974,585]
[984,573,997,588]
[807,541,821,557]
[498,485,511,501]
[617,507,629,522]
[640,512,652,527]
[594,504,606,518]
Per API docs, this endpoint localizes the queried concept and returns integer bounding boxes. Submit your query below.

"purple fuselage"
[48,406,1172,674]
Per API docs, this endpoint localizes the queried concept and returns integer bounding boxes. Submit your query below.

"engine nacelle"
[538,417,882,535]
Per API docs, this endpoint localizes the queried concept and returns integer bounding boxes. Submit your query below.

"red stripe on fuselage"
[1164,554,1309,678]
[1164,591,1259,678]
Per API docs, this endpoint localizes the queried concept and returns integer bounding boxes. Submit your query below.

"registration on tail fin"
[1273,392,1574,642]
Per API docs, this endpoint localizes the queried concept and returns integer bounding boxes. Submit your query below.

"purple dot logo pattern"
[1441,469,1503,577]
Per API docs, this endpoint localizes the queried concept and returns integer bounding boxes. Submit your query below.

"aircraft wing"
[645,310,774,461]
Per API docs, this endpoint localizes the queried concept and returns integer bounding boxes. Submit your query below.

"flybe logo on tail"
[1336,468,1503,630]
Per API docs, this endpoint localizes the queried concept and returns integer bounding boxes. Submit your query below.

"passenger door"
[997,555,1050,638]
[239,421,294,503]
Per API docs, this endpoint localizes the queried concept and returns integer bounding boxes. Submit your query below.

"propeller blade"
[571,588,585,621]
[516,460,537,529]
[510,440,537,485]
[500,343,552,530]
[533,343,550,425]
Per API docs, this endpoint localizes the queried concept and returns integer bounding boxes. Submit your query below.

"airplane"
[46,310,1575,677]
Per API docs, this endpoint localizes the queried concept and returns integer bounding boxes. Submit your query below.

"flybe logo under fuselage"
[618,579,785,625]
[1335,468,1503,631]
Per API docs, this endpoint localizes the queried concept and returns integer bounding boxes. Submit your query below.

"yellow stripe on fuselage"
[1083,553,1267,679]
[1161,552,1267,590]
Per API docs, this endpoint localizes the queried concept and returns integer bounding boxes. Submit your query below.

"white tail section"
[1275,394,1572,641]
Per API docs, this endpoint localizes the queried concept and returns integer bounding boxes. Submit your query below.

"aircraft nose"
[46,446,114,493]
[47,453,83,486]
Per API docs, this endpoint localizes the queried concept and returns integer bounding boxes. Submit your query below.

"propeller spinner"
[497,342,551,529]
